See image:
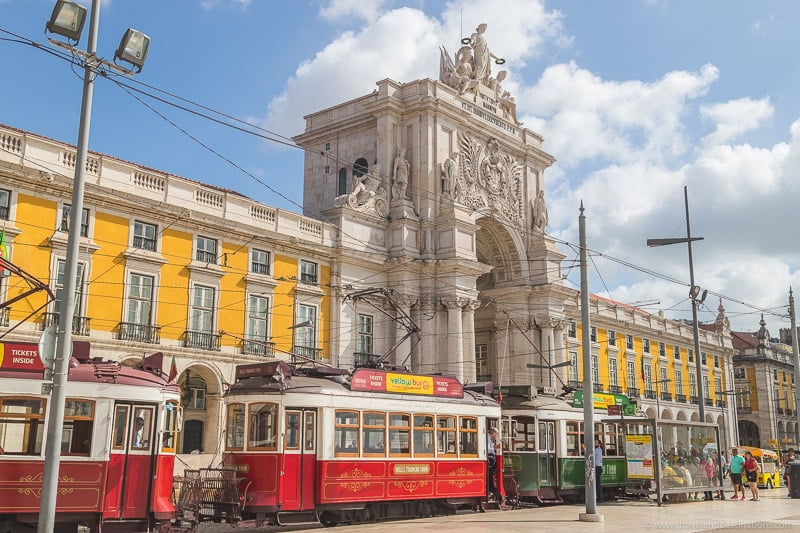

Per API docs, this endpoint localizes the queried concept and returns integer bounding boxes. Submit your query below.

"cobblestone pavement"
[198,488,800,533]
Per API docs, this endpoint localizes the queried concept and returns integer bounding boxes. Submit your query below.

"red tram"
[221,362,504,526]
[0,351,180,533]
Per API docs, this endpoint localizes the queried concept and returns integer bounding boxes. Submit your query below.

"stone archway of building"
[676,411,687,421]
[646,407,657,419]
[704,414,714,423]
[661,408,673,420]
[690,412,700,422]
[738,420,760,447]
[179,363,223,457]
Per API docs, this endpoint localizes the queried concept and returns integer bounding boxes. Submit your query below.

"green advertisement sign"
[573,390,636,416]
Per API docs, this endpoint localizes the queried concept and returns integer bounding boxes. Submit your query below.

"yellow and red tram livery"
[223,362,503,526]
[0,349,180,533]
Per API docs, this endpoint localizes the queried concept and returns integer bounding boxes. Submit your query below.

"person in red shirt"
[743,451,760,501]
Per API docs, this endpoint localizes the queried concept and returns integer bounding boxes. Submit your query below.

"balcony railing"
[738,407,752,414]
[592,383,605,393]
[627,390,640,399]
[241,339,275,357]
[644,389,657,399]
[183,330,221,351]
[676,394,687,403]
[568,380,582,389]
[690,395,699,404]
[609,385,623,395]
[354,352,380,367]
[132,235,157,251]
[705,398,714,406]
[118,322,161,344]
[292,345,322,363]
[716,399,726,408]
[661,391,673,401]
[43,312,90,336]
[0,307,9,327]
[777,407,785,415]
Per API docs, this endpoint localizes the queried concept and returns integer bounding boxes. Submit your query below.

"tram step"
[275,511,320,526]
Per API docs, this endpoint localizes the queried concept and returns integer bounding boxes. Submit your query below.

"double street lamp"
[39,2,150,532]
[647,186,707,421]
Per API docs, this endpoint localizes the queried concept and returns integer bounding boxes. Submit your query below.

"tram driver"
[487,427,500,492]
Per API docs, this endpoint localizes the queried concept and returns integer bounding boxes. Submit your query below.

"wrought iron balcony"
[132,235,157,251]
[43,312,90,336]
[0,307,8,327]
[705,398,714,406]
[689,395,699,404]
[292,345,322,363]
[644,389,657,399]
[609,385,623,395]
[118,322,161,344]
[661,391,673,401]
[675,394,687,403]
[183,330,221,351]
[716,399,726,408]
[241,338,275,357]
[627,390,640,399]
[354,351,379,367]
[777,407,785,415]
[592,382,605,393]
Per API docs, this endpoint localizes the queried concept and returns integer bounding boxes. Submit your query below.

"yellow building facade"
[0,125,333,457]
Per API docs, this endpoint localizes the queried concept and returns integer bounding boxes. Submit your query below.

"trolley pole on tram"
[578,203,602,522]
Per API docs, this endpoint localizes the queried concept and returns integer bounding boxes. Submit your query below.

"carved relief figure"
[440,153,459,200]
[335,163,387,217]
[489,70,519,124]
[532,189,548,231]
[391,148,410,202]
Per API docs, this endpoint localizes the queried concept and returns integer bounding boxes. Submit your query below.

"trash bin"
[789,461,800,499]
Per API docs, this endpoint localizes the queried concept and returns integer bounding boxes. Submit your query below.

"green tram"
[500,391,645,505]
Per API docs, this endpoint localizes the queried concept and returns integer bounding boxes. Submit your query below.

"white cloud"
[319,0,391,24]
[200,0,250,11]
[700,97,774,147]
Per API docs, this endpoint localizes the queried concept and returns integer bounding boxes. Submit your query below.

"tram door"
[538,420,557,488]
[281,409,317,511]
[103,403,157,519]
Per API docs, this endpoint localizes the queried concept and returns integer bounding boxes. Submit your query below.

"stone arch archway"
[646,407,657,419]
[474,216,527,291]
[739,420,760,447]
[676,411,687,421]
[180,362,223,455]
[661,408,673,420]
[690,412,700,422]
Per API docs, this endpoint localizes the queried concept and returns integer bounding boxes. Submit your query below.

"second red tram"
[222,362,503,526]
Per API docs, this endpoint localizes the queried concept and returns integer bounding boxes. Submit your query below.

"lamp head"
[46,0,87,42]
[114,29,151,72]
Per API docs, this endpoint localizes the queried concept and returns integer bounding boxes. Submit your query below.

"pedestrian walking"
[703,453,715,500]
[744,451,760,501]
[784,449,795,497]
[729,448,746,500]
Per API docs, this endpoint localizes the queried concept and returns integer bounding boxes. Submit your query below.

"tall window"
[195,236,217,263]
[609,358,618,387]
[673,346,680,360]
[190,285,215,333]
[295,304,316,348]
[591,354,599,385]
[60,204,89,237]
[715,377,722,398]
[133,221,157,251]
[626,334,634,350]
[249,402,278,450]
[590,326,597,342]
[658,342,666,357]
[475,343,488,379]
[627,361,636,391]
[185,377,206,409]
[126,273,153,325]
[643,339,651,354]
[689,372,697,397]
[675,369,683,395]
[568,350,578,379]
[659,367,668,389]
[357,313,373,354]
[300,260,318,284]
[0,188,9,220]
[567,322,577,338]
[247,294,269,341]
[644,364,653,391]
[736,389,750,410]
[55,260,85,316]
[608,330,616,347]
[703,375,709,399]
[251,249,270,275]
[338,168,348,196]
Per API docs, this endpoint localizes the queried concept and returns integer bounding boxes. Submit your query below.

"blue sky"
[2,0,799,333]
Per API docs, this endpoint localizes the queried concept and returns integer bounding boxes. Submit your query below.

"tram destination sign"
[351,369,463,398]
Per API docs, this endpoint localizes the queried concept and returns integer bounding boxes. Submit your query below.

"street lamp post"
[38,3,150,531]
[647,186,706,421]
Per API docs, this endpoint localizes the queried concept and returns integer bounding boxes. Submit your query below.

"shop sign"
[351,369,463,398]
[573,390,635,415]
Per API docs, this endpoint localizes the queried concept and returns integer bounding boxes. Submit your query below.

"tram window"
[304,412,315,451]
[0,397,45,455]
[131,407,154,450]
[112,405,129,450]
[437,416,457,457]
[512,417,536,451]
[334,410,359,455]
[226,403,245,450]
[62,399,94,455]
[248,403,278,450]
[285,411,301,450]
[603,423,621,456]
[162,401,179,452]
[363,412,385,456]
[388,413,410,456]
[413,415,434,457]
[459,417,478,457]
[566,421,582,456]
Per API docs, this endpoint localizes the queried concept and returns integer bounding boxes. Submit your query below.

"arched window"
[353,158,368,178]
[183,376,207,410]
[338,168,347,196]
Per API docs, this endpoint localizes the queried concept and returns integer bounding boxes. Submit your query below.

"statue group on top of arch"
[439,23,519,125]
[440,133,524,224]
[334,164,388,218]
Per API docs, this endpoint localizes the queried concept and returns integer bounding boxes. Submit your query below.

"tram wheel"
[319,512,338,527]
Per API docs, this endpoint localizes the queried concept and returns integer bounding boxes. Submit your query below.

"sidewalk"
[199,489,800,532]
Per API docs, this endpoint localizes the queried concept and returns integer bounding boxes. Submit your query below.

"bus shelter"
[603,417,723,506]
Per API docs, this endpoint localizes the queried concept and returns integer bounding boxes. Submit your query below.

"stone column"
[461,300,480,383]
[443,298,465,381]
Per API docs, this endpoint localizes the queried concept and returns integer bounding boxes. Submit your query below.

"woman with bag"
[703,454,715,500]
[744,450,760,501]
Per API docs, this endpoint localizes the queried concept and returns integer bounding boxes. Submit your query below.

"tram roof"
[1,358,179,391]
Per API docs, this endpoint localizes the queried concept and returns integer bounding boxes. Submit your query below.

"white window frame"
[627,361,636,391]
[60,202,91,238]
[53,258,87,317]
[626,334,634,350]
[643,339,651,354]
[246,293,270,342]
[126,272,154,326]
[299,260,318,284]
[132,220,158,252]
[609,357,618,387]
[295,304,317,349]
[250,248,271,275]
[190,284,216,334]
[195,235,218,264]
[357,313,374,355]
